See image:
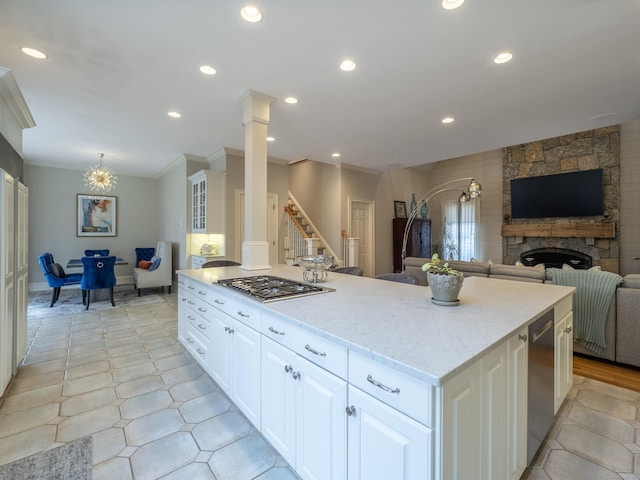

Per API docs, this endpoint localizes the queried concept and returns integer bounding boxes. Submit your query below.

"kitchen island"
[177,264,575,480]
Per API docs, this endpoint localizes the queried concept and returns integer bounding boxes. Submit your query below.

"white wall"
[620,120,640,275]
[25,164,161,290]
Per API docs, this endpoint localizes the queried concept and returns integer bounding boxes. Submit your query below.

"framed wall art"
[77,194,117,237]
[394,200,407,219]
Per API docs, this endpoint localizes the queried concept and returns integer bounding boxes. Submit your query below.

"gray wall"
[26,164,161,290]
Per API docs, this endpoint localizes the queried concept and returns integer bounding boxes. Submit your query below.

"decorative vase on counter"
[410,193,417,216]
[427,272,463,306]
[420,201,428,219]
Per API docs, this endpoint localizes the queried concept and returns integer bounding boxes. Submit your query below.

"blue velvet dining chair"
[38,252,84,307]
[84,249,110,257]
[81,255,117,310]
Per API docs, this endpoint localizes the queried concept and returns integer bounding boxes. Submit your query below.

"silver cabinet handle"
[196,348,205,355]
[180,297,186,302]
[292,372,301,380]
[269,326,285,336]
[198,290,207,296]
[187,337,194,344]
[345,405,356,416]
[198,307,207,313]
[198,324,207,330]
[214,299,224,305]
[187,300,195,305]
[285,365,293,373]
[187,315,196,322]
[187,285,195,290]
[305,344,326,357]
[367,374,400,394]
[519,334,528,342]
[224,326,235,334]
[237,311,250,318]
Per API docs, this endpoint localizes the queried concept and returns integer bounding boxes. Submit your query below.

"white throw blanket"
[550,268,623,355]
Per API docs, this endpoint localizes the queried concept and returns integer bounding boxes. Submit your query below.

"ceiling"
[1,0,639,178]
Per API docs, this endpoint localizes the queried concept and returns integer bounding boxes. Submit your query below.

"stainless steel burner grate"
[217,275,334,302]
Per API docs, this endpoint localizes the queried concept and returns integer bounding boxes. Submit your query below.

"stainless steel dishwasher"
[527,309,555,464]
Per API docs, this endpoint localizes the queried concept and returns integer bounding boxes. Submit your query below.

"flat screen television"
[510,169,603,219]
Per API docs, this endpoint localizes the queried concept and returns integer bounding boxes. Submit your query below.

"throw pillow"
[516,261,545,271]
[562,263,602,272]
[138,260,152,269]
[149,256,162,271]
[50,262,66,278]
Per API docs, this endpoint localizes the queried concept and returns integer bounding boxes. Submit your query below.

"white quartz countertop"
[177,264,575,386]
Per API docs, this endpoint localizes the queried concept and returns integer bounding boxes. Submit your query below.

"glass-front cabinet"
[188,170,226,234]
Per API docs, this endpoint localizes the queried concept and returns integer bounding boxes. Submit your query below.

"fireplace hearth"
[520,248,592,270]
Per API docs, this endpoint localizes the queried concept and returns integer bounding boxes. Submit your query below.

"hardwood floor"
[573,353,640,392]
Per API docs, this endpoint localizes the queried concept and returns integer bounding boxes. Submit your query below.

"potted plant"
[422,253,463,305]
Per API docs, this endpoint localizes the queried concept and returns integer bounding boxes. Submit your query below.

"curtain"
[440,200,479,261]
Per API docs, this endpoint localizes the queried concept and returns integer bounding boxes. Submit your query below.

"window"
[441,200,479,261]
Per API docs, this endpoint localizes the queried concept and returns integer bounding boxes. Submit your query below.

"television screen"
[510,169,603,219]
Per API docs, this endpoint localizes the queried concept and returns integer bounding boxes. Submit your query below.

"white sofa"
[132,241,173,296]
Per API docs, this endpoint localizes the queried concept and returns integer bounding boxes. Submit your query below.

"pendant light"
[84,153,118,194]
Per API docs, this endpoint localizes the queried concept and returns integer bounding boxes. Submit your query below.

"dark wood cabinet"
[392,219,431,272]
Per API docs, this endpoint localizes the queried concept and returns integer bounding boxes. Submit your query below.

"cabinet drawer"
[263,313,347,379]
[177,275,187,291]
[349,351,433,426]
[183,325,209,368]
[555,294,572,322]
[186,278,220,307]
[185,303,212,340]
[221,296,262,331]
[185,292,214,320]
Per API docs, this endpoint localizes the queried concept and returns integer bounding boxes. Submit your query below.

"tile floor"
[2,286,640,479]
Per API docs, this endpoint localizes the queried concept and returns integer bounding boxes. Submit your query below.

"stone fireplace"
[502,125,620,273]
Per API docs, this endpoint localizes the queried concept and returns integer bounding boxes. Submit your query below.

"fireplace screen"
[520,248,592,269]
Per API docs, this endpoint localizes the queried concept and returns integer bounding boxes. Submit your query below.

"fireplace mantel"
[501,223,615,239]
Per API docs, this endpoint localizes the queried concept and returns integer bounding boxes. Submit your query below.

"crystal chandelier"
[84,153,118,194]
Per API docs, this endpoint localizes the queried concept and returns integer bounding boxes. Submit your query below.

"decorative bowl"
[297,255,334,271]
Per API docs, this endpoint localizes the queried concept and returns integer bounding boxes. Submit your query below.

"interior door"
[349,198,374,277]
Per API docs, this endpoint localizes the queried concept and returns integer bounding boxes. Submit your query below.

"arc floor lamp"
[401,177,482,269]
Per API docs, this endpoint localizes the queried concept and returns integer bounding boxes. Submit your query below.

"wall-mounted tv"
[510,169,603,219]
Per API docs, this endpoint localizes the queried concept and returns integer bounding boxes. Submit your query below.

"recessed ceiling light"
[266,136,275,142]
[340,60,356,72]
[241,5,262,22]
[199,65,217,75]
[442,0,465,10]
[284,97,298,104]
[442,117,455,124]
[493,52,513,64]
[21,47,47,59]
[332,153,341,158]
[168,111,182,118]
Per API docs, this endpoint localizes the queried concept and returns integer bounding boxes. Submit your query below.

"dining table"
[66,257,128,269]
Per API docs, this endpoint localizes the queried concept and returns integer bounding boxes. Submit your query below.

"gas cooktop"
[217,275,334,303]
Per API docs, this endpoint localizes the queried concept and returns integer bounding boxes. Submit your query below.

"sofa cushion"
[446,260,491,277]
[138,260,152,269]
[621,274,640,289]
[490,263,546,283]
[148,256,162,271]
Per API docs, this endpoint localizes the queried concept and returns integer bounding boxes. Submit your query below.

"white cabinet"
[509,327,528,480]
[554,302,574,414]
[190,254,222,269]
[261,336,347,480]
[0,170,15,395]
[208,303,261,428]
[188,170,226,234]
[347,385,432,480]
[14,181,28,365]
[442,332,524,480]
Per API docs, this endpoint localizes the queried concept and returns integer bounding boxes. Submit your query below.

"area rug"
[0,436,93,480]
[28,284,167,318]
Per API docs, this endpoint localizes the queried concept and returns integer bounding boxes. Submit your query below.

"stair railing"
[285,206,309,261]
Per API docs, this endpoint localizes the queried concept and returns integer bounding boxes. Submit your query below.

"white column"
[239,90,275,270]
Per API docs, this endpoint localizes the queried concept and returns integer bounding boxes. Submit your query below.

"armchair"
[133,241,172,296]
[81,256,117,310]
[38,252,83,307]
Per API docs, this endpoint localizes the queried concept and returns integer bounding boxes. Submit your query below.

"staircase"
[284,195,333,265]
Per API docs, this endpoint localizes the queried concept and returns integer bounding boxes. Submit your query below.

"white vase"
[427,272,463,304]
